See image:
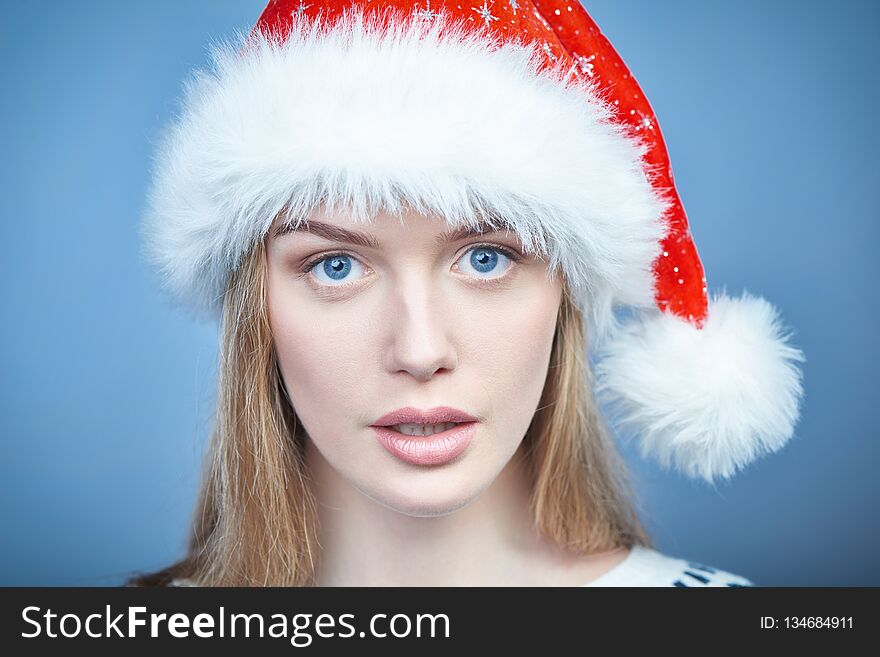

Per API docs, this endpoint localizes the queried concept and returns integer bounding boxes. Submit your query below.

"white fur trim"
[594,291,806,483]
[140,7,668,334]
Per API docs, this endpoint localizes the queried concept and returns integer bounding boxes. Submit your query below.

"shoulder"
[167,578,198,587]
[585,545,756,587]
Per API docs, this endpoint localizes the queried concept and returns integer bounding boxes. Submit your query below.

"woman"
[129,0,805,586]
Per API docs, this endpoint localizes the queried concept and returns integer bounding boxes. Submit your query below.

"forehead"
[270,206,514,247]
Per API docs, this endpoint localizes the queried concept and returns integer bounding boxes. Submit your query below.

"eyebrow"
[272,219,509,247]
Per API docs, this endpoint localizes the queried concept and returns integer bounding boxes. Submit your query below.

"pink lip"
[371,406,478,427]
[372,422,477,466]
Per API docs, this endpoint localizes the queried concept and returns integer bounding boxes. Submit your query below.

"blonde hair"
[127,237,651,586]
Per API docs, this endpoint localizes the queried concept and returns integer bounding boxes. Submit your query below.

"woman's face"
[265,205,562,517]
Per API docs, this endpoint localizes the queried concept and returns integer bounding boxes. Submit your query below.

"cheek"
[455,278,561,430]
[267,286,375,445]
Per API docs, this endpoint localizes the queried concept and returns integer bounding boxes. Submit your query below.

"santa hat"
[141,0,805,483]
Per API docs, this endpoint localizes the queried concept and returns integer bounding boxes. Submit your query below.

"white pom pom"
[594,291,806,484]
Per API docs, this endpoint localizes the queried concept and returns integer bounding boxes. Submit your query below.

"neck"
[306,439,584,586]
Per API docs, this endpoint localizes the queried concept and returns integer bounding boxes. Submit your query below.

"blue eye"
[309,254,365,285]
[456,246,513,278]
[305,244,518,288]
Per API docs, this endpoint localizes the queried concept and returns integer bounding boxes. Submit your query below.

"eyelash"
[298,243,524,290]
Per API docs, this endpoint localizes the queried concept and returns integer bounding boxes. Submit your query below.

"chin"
[360,473,483,518]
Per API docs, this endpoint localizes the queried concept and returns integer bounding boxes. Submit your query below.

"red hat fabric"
[141,0,805,482]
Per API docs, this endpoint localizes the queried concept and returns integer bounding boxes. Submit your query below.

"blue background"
[1,0,877,586]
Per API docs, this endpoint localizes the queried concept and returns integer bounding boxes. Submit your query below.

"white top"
[168,545,755,587]
[583,544,755,587]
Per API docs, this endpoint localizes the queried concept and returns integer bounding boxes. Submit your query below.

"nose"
[384,277,457,382]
